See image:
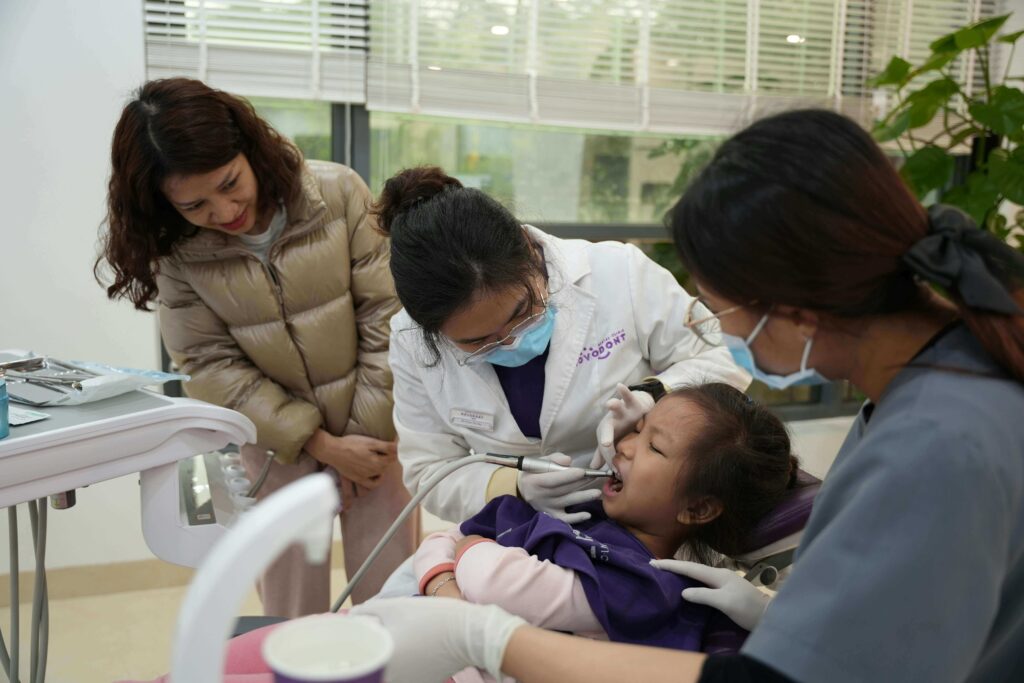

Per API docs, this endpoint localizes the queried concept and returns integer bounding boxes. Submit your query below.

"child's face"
[601,395,704,534]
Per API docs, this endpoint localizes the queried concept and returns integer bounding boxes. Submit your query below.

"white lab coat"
[390,227,750,523]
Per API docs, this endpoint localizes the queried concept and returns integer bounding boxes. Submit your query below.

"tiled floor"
[0,568,349,683]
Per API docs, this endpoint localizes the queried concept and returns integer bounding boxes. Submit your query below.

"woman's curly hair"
[96,78,303,310]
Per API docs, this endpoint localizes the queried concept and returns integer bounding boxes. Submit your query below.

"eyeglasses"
[683,298,747,346]
[455,299,550,366]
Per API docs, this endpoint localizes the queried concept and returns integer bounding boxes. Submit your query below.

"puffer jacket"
[156,160,399,463]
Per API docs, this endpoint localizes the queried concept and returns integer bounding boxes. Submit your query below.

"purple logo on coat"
[578,330,627,366]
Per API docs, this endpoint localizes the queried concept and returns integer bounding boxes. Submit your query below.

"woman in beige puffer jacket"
[97,78,417,615]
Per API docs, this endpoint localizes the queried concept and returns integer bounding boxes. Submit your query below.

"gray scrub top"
[743,325,1024,683]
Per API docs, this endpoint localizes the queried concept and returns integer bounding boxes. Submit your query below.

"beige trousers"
[241,444,419,618]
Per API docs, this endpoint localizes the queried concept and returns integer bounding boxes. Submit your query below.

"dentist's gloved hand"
[350,597,526,683]
[649,559,771,631]
[517,452,602,524]
[591,383,656,470]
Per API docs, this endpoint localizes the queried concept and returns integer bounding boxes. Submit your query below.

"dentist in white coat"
[373,166,749,526]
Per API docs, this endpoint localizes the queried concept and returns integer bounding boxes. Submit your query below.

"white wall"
[0,0,157,570]
[788,417,853,479]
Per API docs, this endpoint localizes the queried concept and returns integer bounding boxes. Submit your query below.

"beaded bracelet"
[430,574,457,597]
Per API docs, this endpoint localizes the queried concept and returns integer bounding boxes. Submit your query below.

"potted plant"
[871,13,1024,249]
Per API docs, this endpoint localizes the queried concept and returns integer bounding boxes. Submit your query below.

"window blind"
[144,0,369,102]
[367,0,1006,136]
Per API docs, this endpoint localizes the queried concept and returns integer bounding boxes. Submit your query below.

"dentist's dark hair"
[373,166,545,363]
[97,77,303,310]
[670,108,1024,382]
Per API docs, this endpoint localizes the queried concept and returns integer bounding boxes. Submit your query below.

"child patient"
[415,383,799,663]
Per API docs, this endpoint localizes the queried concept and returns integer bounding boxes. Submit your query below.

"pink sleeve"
[413,527,466,594]
[454,542,604,635]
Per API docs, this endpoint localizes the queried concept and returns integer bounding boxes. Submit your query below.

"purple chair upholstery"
[735,470,821,586]
[743,470,821,554]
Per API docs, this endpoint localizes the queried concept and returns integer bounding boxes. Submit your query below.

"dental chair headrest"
[740,469,821,557]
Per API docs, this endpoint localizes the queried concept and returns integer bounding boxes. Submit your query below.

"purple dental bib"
[460,496,747,652]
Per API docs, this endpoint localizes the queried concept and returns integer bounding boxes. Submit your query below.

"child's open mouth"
[603,471,624,497]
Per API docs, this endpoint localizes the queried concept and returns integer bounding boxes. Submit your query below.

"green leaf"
[913,50,957,75]
[905,78,960,129]
[947,125,983,148]
[869,56,913,87]
[943,171,1001,224]
[954,14,1010,50]
[929,32,960,54]
[873,110,911,142]
[988,148,1024,204]
[901,146,956,198]
[999,29,1024,45]
[968,85,1024,138]
[929,15,1009,54]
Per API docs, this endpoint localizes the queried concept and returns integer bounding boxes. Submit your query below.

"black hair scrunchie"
[902,204,1024,316]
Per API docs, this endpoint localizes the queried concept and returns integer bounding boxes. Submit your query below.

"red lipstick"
[219,209,248,232]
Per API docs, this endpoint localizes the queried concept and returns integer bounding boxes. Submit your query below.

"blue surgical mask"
[722,313,829,390]
[481,306,556,368]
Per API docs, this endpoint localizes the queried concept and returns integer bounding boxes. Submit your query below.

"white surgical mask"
[721,313,829,390]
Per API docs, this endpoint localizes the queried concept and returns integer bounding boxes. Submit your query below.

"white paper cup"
[262,614,393,683]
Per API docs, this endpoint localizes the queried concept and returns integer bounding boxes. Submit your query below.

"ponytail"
[372,165,463,237]
[950,290,1024,382]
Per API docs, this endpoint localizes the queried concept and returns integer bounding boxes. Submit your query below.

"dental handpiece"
[483,452,613,478]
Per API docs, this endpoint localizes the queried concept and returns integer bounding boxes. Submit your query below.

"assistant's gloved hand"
[350,597,526,683]
[649,559,771,631]
[590,383,656,470]
[517,452,602,524]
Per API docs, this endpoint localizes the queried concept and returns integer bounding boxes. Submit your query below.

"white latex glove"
[649,559,771,631]
[590,383,656,469]
[350,597,526,683]
[517,452,602,524]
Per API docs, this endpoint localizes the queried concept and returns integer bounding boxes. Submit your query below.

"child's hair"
[671,383,799,564]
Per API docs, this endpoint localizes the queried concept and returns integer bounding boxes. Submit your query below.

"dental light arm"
[331,452,613,612]
[170,473,338,683]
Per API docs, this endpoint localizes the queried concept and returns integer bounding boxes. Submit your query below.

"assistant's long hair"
[671,109,1024,382]
[96,78,303,310]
